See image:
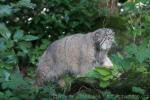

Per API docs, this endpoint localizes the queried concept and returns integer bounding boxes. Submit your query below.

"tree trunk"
[99,0,118,16]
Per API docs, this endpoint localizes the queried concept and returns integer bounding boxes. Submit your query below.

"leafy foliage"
[0,0,150,99]
[79,67,115,88]
[132,86,145,95]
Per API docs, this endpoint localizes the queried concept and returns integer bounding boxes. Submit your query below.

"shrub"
[0,0,150,99]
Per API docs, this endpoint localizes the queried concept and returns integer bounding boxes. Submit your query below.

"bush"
[0,0,102,72]
[0,0,150,99]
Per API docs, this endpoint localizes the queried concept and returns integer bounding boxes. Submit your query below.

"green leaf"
[0,23,11,39]
[2,72,28,90]
[136,49,147,63]
[15,0,36,9]
[13,30,24,41]
[40,39,50,50]
[99,81,110,88]
[0,5,13,18]
[4,54,18,64]
[6,40,14,49]
[5,90,12,97]
[132,86,145,95]
[95,67,111,76]
[124,2,136,11]
[17,42,31,53]
[82,69,101,78]
[0,91,5,100]
[101,75,113,81]
[125,44,137,55]
[136,47,150,63]
[9,97,20,100]
[3,70,10,81]
[0,39,5,51]
[23,35,39,41]
[126,44,150,63]
[132,28,144,36]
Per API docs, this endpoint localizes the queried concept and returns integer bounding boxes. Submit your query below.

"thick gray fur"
[36,28,115,86]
